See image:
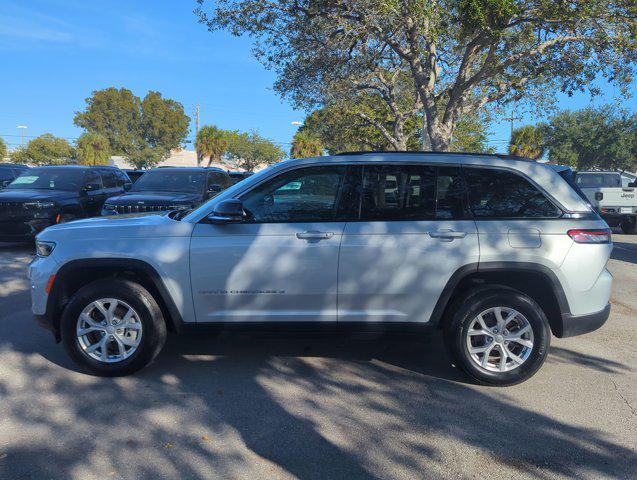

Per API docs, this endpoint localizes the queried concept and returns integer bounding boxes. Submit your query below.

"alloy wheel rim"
[465,306,534,373]
[76,298,143,363]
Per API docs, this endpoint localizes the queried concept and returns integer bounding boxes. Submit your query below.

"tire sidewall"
[61,279,166,376]
[447,289,550,386]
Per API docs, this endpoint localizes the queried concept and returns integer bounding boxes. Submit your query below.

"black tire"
[444,287,550,386]
[60,278,167,376]
[620,218,636,234]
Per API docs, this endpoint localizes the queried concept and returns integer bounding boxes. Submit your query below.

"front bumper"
[558,303,611,338]
[0,217,55,242]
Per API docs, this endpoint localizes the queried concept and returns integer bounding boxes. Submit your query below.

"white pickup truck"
[575,171,637,234]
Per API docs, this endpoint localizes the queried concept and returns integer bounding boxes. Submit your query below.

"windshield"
[576,172,621,188]
[131,171,206,193]
[7,168,85,191]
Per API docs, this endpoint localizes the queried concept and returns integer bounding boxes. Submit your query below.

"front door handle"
[296,231,334,240]
[429,230,467,240]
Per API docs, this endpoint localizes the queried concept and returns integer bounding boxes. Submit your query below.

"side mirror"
[207,199,243,224]
[1,180,10,188]
[629,181,636,188]
[83,183,100,192]
[123,183,132,191]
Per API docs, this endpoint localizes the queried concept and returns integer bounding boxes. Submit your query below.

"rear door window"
[361,165,436,220]
[360,165,468,220]
[465,168,561,218]
[100,169,117,189]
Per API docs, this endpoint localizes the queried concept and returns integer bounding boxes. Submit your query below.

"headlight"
[169,205,189,211]
[24,202,56,209]
[35,240,56,257]
[102,204,117,211]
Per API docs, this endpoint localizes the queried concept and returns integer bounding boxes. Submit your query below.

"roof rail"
[335,150,532,161]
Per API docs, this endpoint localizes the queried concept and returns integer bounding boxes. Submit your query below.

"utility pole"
[195,104,200,167]
[503,105,523,140]
[17,125,27,147]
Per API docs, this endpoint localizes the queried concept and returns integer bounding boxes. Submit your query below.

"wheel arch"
[47,258,184,340]
[432,262,570,338]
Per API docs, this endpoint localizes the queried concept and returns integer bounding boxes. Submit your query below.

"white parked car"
[575,171,637,234]
[29,152,613,385]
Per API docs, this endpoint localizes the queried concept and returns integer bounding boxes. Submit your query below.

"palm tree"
[196,125,228,166]
[509,125,546,160]
[290,130,324,158]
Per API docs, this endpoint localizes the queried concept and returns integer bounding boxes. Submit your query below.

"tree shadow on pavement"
[548,346,632,374]
[1,329,635,480]
[611,242,637,265]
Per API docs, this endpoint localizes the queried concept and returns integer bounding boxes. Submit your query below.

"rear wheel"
[445,287,550,386]
[61,279,167,376]
[620,218,636,234]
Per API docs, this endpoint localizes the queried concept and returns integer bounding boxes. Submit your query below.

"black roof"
[151,166,226,173]
[335,150,532,162]
[0,163,30,168]
[26,164,121,169]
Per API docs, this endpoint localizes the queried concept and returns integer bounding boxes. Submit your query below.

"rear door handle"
[429,230,467,240]
[296,231,334,240]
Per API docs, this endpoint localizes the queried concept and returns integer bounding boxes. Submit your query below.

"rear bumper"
[558,303,611,338]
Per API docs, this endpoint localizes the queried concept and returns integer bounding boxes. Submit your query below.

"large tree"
[225,131,285,172]
[24,134,74,165]
[509,124,546,159]
[74,87,190,168]
[197,0,637,151]
[544,107,636,171]
[75,132,111,165]
[74,87,142,154]
[298,106,491,154]
[196,125,229,166]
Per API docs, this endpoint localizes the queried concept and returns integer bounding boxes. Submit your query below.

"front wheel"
[444,288,550,386]
[60,279,167,376]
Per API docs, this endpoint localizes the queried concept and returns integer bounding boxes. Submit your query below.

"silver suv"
[29,152,613,385]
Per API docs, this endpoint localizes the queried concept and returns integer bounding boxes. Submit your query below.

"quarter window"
[241,166,358,223]
[465,168,561,218]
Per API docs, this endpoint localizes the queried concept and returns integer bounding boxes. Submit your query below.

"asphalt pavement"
[0,235,635,479]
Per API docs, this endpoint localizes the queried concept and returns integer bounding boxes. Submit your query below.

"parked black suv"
[0,163,29,188]
[227,171,253,185]
[0,165,132,243]
[101,167,231,215]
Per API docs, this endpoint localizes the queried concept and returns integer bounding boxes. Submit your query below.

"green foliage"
[451,116,495,153]
[509,124,546,159]
[25,134,74,165]
[75,132,111,166]
[299,107,492,154]
[196,125,229,166]
[74,87,190,167]
[124,146,169,170]
[74,87,142,155]
[544,107,637,171]
[290,129,324,158]
[141,91,190,152]
[225,131,285,172]
[198,0,637,150]
[9,147,29,165]
[0,138,6,161]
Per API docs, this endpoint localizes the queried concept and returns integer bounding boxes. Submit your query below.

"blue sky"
[1,0,636,154]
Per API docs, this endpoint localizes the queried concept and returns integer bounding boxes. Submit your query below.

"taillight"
[567,228,612,244]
